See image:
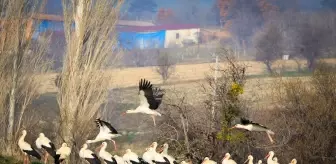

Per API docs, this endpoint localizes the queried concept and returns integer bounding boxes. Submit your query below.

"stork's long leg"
[151,115,156,126]
[111,139,117,150]
[266,132,275,143]
[23,154,27,164]
[44,151,49,164]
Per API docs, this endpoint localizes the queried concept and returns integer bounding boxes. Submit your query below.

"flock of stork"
[17,79,297,164]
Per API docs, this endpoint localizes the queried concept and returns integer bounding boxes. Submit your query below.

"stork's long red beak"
[95,144,103,152]
[264,154,270,159]
[158,147,164,153]
[228,126,235,130]
[121,112,126,116]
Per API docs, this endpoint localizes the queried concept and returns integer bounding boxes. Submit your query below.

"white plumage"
[151,142,169,164]
[114,155,125,164]
[86,118,121,151]
[243,155,253,164]
[265,151,276,164]
[18,130,41,164]
[122,79,165,126]
[142,147,155,164]
[35,133,57,163]
[289,158,297,164]
[221,153,236,164]
[202,157,217,164]
[79,144,101,164]
[97,142,117,164]
[123,149,141,164]
[160,143,177,164]
[55,143,71,163]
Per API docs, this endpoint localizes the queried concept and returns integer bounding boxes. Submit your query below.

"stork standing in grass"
[123,149,142,164]
[289,159,297,164]
[243,155,253,164]
[55,143,71,164]
[18,130,41,164]
[97,142,118,164]
[159,143,177,164]
[230,117,275,143]
[35,133,57,163]
[264,151,276,164]
[86,118,121,150]
[122,79,165,126]
[202,157,217,164]
[221,153,236,164]
[79,144,101,164]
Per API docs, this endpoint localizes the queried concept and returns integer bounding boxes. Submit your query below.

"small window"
[176,33,180,39]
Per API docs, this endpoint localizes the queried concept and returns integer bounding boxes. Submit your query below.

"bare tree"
[57,0,122,162]
[254,23,283,74]
[155,50,176,83]
[0,0,50,154]
[268,62,336,163]
[293,12,335,70]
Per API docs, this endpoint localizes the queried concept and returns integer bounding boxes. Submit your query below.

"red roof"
[117,24,199,32]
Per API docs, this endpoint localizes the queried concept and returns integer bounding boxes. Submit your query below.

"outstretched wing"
[95,118,118,134]
[138,79,165,110]
[240,117,268,129]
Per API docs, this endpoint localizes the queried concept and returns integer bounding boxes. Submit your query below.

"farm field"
[36,58,336,94]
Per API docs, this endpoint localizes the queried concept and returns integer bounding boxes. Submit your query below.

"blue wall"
[118,30,166,50]
[34,20,166,50]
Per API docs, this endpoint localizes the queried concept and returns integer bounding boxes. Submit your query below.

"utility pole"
[212,54,219,120]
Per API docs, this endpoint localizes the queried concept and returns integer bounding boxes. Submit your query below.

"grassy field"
[36,58,334,93]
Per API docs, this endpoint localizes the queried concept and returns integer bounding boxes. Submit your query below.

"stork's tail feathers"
[54,154,61,164]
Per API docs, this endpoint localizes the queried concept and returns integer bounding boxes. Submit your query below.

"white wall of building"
[164,28,200,48]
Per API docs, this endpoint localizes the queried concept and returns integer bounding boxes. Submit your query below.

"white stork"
[264,151,276,164]
[55,143,71,164]
[18,130,42,164]
[289,158,297,164]
[79,144,101,164]
[243,155,253,164]
[221,153,236,164]
[122,79,165,126]
[123,149,142,164]
[229,117,275,143]
[97,142,117,164]
[257,160,263,164]
[86,118,121,150]
[150,142,170,164]
[159,143,177,164]
[143,147,155,164]
[35,132,57,163]
[202,157,217,164]
[114,155,125,164]
[272,157,279,164]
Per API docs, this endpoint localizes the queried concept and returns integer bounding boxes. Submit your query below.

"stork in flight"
[86,118,121,150]
[229,117,275,143]
[122,79,165,126]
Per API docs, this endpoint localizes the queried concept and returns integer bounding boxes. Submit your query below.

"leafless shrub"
[57,0,123,162]
[157,48,261,163]
[267,62,336,163]
[0,0,51,155]
[155,50,176,83]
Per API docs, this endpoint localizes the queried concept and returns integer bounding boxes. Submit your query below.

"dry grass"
[34,58,336,94]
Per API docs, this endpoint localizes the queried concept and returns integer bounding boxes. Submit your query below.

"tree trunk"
[307,57,316,71]
[6,53,18,155]
[180,114,190,153]
[264,61,273,74]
